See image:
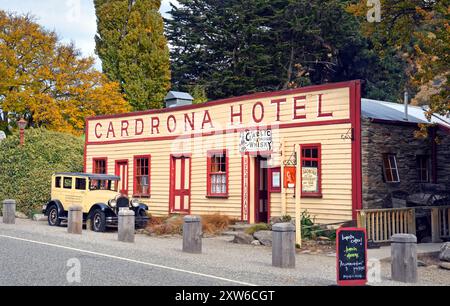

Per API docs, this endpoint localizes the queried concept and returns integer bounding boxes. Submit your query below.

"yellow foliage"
[0,11,131,135]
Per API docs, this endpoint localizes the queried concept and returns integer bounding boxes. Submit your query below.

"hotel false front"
[84,80,362,226]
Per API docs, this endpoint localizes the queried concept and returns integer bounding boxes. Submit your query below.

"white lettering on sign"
[239,129,273,153]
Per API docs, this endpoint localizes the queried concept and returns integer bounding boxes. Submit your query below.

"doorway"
[115,160,129,195]
[254,156,269,223]
[169,155,191,213]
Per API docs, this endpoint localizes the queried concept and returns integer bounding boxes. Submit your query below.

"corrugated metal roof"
[164,91,194,101]
[361,98,450,129]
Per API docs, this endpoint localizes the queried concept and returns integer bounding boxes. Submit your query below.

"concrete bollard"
[391,234,417,283]
[183,215,202,253]
[272,222,296,268]
[67,206,83,234]
[2,199,16,224]
[118,209,135,243]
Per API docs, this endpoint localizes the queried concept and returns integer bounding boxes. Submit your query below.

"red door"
[169,155,191,213]
[255,156,269,223]
[115,160,129,195]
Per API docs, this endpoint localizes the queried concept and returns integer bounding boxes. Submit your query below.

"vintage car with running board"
[42,173,149,232]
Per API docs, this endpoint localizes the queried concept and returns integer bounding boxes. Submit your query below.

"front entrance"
[169,155,191,213]
[115,160,129,195]
[255,156,269,223]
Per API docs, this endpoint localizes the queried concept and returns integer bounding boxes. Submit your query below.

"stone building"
[361,99,450,209]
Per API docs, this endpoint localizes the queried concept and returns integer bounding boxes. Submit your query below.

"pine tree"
[166,0,406,101]
[94,0,171,110]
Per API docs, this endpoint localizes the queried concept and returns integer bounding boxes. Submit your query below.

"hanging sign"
[302,167,318,193]
[239,129,273,153]
[283,166,296,188]
[336,228,368,286]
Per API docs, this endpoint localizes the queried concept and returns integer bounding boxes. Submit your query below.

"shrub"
[245,223,270,235]
[202,213,233,235]
[0,128,84,216]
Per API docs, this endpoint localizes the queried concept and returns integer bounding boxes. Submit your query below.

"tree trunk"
[283,46,295,89]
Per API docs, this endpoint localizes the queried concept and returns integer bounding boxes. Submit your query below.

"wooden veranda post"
[281,140,287,216]
[295,144,302,247]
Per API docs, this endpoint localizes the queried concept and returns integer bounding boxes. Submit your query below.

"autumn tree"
[348,0,449,117]
[94,0,171,110]
[0,11,130,135]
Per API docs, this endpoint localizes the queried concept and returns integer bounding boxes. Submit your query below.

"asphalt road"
[0,219,448,286]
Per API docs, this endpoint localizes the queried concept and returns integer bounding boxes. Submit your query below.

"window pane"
[75,178,86,190]
[63,177,72,189]
[55,177,61,188]
[312,149,318,158]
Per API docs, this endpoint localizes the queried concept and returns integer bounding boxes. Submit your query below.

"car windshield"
[89,179,117,191]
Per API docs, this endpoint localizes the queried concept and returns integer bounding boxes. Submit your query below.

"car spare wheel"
[91,209,106,232]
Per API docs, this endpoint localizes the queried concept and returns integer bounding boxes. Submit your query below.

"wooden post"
[391,234,417,283]
[272,223,296,268]
[183,215,202,253]
[118,209,135,243]
[2,199,16,224]
[431,207,441,243]
[295,144,302,247]
[67,206,83,234]
[280,140,286,217]
[408,209,416,235]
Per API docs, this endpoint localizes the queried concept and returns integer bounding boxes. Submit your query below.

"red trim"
[86,81,360,121]
[133,155,151,197]
[299,144,322,198]
[350,81,362,220]
[268,167,281,193]
[206,149,229,197]
[86,118,351,146]
[169,154,191,214]
[241,156,244,221]
[83,118,88,173]
[336,227,368,286]
[115,159,129,196]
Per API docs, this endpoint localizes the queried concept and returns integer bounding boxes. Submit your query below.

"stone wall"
[361,118,450,209]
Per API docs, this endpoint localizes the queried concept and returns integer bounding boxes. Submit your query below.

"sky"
[0,0,178,69]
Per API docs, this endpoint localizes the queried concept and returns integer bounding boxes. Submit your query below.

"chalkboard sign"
[336,228,367,286]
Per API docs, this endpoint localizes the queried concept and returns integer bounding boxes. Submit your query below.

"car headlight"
[131,198,140,208]
[109,199,117,208]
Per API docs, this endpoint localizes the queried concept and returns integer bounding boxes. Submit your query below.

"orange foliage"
[0,11,130,135]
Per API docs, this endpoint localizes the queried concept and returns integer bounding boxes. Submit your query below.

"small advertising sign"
[283,166,296,188]
[301,167,318,193]
[239,129,273,153]
[336,228,367,286]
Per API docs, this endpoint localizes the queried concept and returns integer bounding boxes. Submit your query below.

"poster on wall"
[302,167,318,193]
[239,129,273,153]
[283,166,296,188]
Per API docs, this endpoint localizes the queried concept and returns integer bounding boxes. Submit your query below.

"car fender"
[88,203,115,218]
[45,200,64,217]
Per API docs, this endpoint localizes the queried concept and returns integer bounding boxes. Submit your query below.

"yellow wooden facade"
[84,81,362,224]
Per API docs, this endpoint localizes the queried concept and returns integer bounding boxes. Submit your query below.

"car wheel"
[47,206,61,226]
[91,209,106,232]
[136,209,148,229]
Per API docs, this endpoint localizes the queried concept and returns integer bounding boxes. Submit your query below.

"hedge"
[0,128,84,216]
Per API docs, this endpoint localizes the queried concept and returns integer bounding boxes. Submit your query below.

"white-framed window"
[382,154,400,183]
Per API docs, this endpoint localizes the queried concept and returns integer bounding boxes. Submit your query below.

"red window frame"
[93,157,107,174]
[300,144,322,198]
[206,149,229,198]
[268,167,281,193]
[133,155,151,197]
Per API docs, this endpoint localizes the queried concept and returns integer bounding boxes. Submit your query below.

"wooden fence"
[357,206,450,243]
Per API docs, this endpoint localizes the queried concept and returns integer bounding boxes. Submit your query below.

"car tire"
[136,209,148,229]
[91,209,106,232]
[47,206,61,227]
